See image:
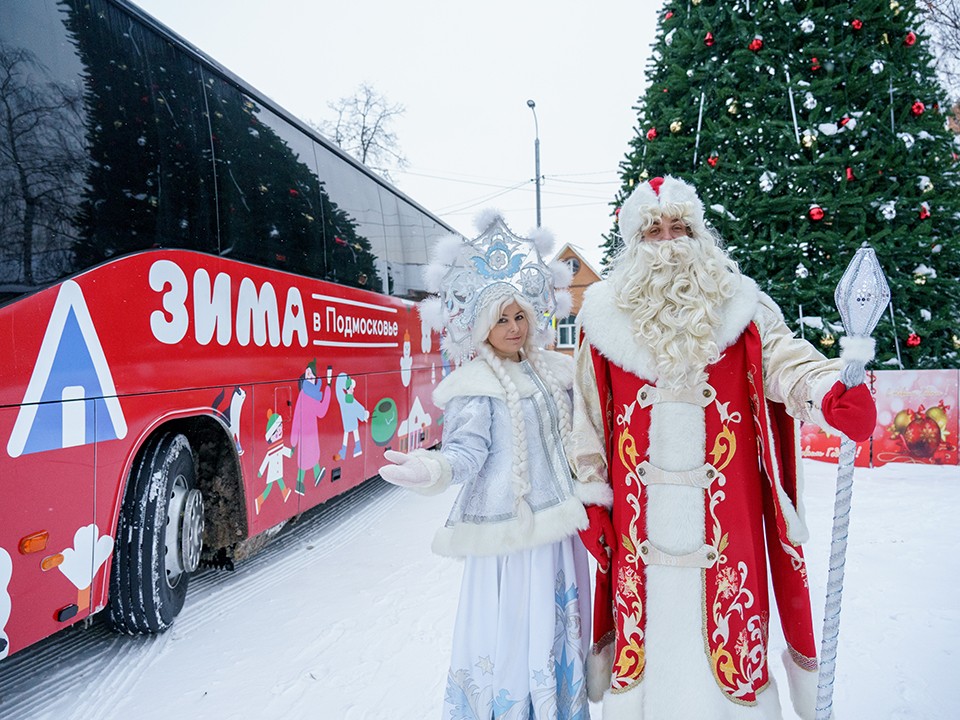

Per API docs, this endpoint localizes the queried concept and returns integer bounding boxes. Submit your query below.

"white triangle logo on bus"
[6,281,127,458]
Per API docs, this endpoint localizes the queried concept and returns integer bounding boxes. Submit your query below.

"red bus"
[0,0,449,660]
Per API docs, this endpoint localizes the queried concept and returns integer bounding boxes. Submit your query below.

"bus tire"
[108,432,204,634]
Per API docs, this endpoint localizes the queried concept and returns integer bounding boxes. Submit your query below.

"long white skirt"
[442,536,592,720]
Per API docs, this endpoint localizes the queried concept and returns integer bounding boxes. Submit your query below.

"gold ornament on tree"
[820,332,835,348]
[670,120,683,133]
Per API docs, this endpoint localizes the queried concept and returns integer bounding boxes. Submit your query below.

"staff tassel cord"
[815,244,890,720]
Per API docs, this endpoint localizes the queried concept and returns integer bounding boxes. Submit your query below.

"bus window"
[64,2,217,273]
[376,187,401,296]
[204,78,326,277]
[313,143,384,291]
[393,200,431,300]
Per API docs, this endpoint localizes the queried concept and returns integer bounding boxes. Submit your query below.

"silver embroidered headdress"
[420,211,573,364]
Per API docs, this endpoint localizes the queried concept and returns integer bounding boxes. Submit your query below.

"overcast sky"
[129,0,666,269]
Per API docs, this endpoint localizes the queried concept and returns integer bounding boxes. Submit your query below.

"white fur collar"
[432,351,573,409]
[578,274,760,380]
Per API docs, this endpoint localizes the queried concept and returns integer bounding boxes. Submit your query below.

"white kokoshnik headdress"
[420,210,573,363]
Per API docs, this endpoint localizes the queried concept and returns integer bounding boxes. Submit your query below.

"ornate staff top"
[834,244,891,339]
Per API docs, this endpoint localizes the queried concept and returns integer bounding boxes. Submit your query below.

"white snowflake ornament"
[759,170,777,192]
[880,201,897,220]
[800,18,815,33]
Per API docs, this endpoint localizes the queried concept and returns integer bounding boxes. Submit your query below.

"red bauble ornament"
[665,10,674,20]
[902,410,940,458]
[919,202,931,219]
[907,332,922,347]
[846,167,855,181]
[646,127,658,140]
[905,31,917,46]
[749,36,764,52]
[811,57,821,71]
[839,115,851,127]
[808,205,824,221]
[852,19,863,30]
[707,154,719,168]
[705,32,715,46]
[912,100,925,116]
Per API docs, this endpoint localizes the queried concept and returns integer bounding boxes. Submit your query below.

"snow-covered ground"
[0,459,956,719]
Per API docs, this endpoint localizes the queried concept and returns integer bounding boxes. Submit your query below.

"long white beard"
[608,235,740,390]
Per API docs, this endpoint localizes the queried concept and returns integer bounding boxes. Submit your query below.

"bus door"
[1,402,97,658]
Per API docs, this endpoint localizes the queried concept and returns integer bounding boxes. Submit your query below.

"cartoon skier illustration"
[333,373,369,461]
[290,360,332,495]
[255,409,293,514]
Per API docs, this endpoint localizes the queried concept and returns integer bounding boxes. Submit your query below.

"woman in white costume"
[379,213,593,720]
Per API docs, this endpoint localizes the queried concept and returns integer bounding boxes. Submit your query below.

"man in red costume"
[571,175,876,719]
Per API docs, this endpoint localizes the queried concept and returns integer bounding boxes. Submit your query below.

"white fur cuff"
[575,480,614,508]
[839,335,875,364]
[782,649,817,720]
[409,449,452,496]
[586,641,615,702]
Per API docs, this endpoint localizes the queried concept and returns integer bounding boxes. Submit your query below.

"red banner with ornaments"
[800,369,958,467]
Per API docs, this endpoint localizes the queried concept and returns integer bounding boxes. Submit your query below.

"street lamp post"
[526,99,541,228]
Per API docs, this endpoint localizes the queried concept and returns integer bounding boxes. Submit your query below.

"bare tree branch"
[921,0,960,102]
[310,83,407,181]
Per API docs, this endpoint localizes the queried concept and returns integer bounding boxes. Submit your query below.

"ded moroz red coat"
[571,274,843,720]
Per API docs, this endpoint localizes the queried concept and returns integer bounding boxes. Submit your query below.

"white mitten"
[379,449,434,488]
[380,449,451,495]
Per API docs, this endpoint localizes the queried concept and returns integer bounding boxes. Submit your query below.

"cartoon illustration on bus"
[255,410,294,514]
[371,397,399,448]
[1,548,11,659]
[400,331,413,387]
[212,386,247,456]
[333,373,370,460]
[290,360,333,494]
[57,525,114,614]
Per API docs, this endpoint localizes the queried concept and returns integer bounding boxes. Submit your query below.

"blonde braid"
[477,343,531,509]
[526,346,573,448]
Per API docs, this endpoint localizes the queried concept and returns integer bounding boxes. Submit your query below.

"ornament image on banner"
[905,31,917,46]
[646,127,658,140]
[704,31,714,46]
[912,100,925,116]
[874,370,957,465]
[871,59,885,74]
[808,204,825,221]
[749,36,763,52]
[852,19,863,30]
[800,17,815,33]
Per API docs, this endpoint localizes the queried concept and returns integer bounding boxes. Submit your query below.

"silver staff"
[815,245,891,720]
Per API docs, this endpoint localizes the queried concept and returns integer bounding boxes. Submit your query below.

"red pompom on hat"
[617,175,708,243]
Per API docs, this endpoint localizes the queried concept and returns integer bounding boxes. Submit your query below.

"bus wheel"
[108,432,204,634]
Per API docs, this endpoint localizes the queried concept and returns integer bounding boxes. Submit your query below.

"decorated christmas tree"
[606,0,960,369]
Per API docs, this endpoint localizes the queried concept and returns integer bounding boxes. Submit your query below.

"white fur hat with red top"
[617,175,709,244]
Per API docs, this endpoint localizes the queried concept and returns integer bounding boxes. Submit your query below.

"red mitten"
[821,380,877,442]
[579,504,616,573]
